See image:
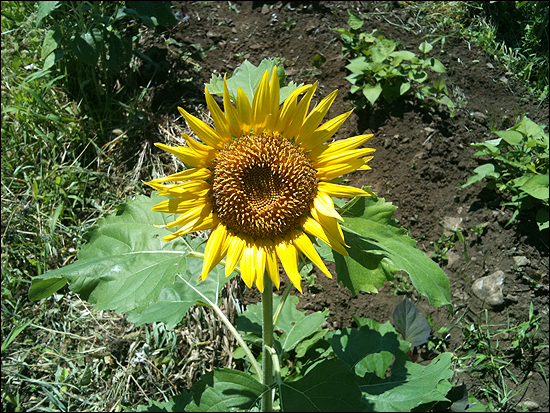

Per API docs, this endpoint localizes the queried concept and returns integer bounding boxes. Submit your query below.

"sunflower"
[146,68,375,293]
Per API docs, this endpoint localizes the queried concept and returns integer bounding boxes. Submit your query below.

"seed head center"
[213,132,318,238]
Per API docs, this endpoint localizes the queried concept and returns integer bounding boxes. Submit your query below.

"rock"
[472,271,505,306]
[446,250,461,270]
[519,401,540,411]
[261,4,270,14]
[442,216,463,235]
[472,111,487,122]
[513,256,530,267]
[486,62,494,69]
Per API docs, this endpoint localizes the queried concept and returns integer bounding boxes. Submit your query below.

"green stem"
[261,272,274,412]
[273,281,292,327]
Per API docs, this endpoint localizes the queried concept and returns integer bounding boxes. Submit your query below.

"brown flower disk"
[213,132,318,238]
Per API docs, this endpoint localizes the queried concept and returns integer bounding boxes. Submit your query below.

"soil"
[138,1,548,410]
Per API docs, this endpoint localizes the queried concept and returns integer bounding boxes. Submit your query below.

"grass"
[412,1,549,101]
[452,304,548,412]
[2,1,548,411]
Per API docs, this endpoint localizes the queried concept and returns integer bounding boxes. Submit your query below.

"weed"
[335,11,454,112]
[462,116,549,230]
[280,16,296,31]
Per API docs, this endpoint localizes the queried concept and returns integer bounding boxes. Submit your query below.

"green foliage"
[462,116,549,230]
[455,305,548,411]
[418,1,549,100]
[137,299,456,412]
[205,58,302,105]
[29,195,235,328]
[336,11,454,111]
[392,297,431,346]
[35,1,176,121]
[334,195,451,307]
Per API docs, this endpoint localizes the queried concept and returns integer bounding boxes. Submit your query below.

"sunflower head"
[147,67,375,293]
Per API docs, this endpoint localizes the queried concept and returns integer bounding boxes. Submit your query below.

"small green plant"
[431,226,468,264]
[462,116,549,230]
[280,16,296,31]
[471,222,489,238]
[335,11,454,111]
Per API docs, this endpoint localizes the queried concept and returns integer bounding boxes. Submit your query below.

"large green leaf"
[279,358,363,412]
[357,353,453,411]
[335,196,451,307]
[517,173,549,200]
[392,297,430,346]
[186,368,267,412]
[237,295,329,354]
[205,59,300,105]
[127,236,236,328]
[29,195,226,322]
[327,325,409,379]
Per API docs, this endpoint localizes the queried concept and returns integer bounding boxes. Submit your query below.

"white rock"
[471,271,505,306]
[513,256,530,267]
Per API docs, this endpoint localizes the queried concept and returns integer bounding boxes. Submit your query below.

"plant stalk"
[261,272,274,412]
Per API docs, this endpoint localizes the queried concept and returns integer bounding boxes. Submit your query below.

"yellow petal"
[162,203,213,229]
[275,239,302,293]
[236,88,252,134]
[182,133,217,159]
[205,86,232,142]
[313,147,375,169]
[302,216,348,257]
[251,70,271,133]
[284,82,318,140]
[154,143,213,168]
[315,158,367,181]
[265,244,280,289]
[223,74,242,138]
[225,232,246,276]
[295,90,338,147]
[265,68,281,133]
[311,134,374,160]
[302,110,353,151]
[240,239,255,288]
[313,192,343,221]
[291,229,332,279]
[318,182,374,198]
[162,214,219,241]
[178,107,224,149]
[150,168,211,183]
[275,84,311,132]
[146,179,210,197]
[199,224,228,281]
[252,242,266,292]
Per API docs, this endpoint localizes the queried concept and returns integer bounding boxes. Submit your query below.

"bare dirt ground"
[135,1,549,410]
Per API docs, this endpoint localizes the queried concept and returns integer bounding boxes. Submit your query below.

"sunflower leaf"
[279,358,363,412]
[335,195,451,307]
[186,368,267,412]
[205,58,301,105]
[29,195,229,324]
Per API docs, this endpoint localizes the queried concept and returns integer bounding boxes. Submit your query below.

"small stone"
[472,111,487,122]
[486,63,494,69]
[519,401,540,411]
[506,295,519,303]
[471,271,505,306]
[446,250,461,269]
[499,77,509,84]
[261,4,270,14]
[206,30,221,40]
[513,256,530,267]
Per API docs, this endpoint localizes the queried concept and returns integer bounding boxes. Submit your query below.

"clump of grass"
[415,1,549,100]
